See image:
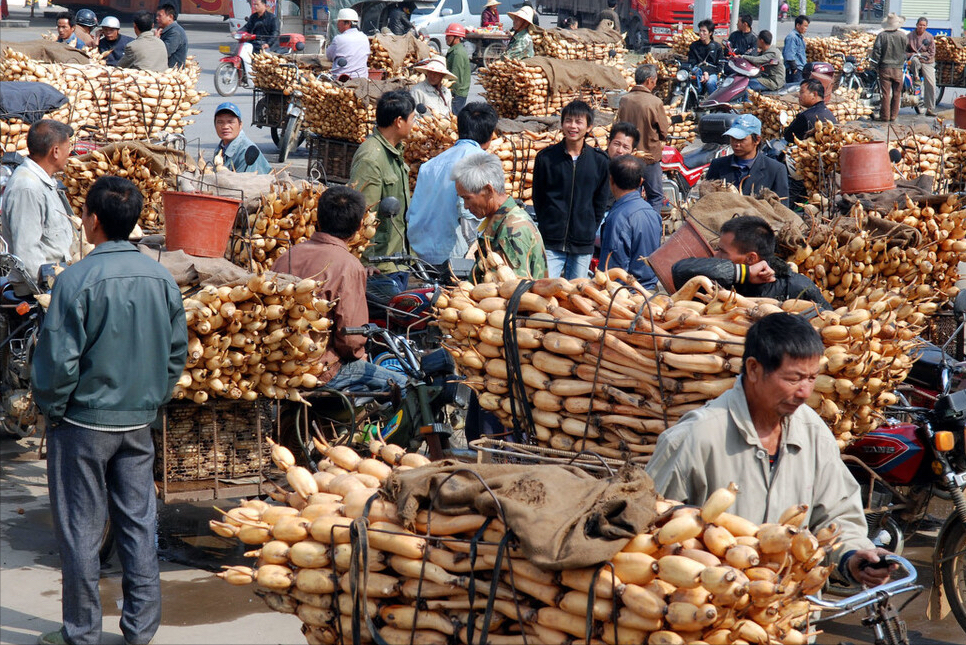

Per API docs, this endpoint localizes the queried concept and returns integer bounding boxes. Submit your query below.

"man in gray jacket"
[117,10,169,72]
[33,175,187,645]
[873,13,908,121]
[744,30,785,91]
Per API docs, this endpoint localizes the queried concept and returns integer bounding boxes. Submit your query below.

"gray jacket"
[117,31,169,72]
[873,29,908,68]
[32,241,188,427]
[744,45,785,90]
[0,157,74,294]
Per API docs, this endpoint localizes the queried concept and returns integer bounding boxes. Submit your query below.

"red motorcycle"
[661,112,736,205]
[843,291,966,632]
[214,31,305,97]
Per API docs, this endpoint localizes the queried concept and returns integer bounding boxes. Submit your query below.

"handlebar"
[808,555,920,618]
[342,323,424,380]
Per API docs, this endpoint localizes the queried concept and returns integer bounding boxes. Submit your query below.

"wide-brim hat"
[881,12,905,31]
[485,0,500,6]
[414,57,457,80]
[507,6,535,25]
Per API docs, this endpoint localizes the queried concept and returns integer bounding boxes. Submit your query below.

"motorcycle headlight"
[676,69,689,82]
[843,62,855,75]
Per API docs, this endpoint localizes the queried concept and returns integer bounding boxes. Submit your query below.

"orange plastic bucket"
[839,142,895,194]
[163,191,241,258]
[955,96,966,129]
[646,219,715,294]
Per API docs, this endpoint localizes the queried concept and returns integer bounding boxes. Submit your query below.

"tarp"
[0,81,67,123]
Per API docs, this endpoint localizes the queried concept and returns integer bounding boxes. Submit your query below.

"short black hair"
[698,19,714,33]
[758,30,773,46]
[26,119,73,158]
[457,102,498,145]
[375,90,416,128]
[795,15,809,27]
[739,13,753,27]
[721,215,775,257]
[133,11,154,32]
[86,176,143,241]
[316,186,366,239]
[801,78,825,99]
[742,312,824,375]
[609,121,640,148]
[609,155,644,191]
[56,11,74,25]
[158,3,178,19]
[561,100,593,126]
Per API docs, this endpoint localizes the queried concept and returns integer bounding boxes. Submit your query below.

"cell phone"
[859,557,891,571]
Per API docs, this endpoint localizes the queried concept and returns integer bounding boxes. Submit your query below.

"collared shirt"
[646,377,874,566]
[907,29,935,64]
[477,196,548,279]
[783,29,806,68]
[57,33,82,49]
[504,29,534,60]
[407,139,483,265]
[599,190,661,289]
[784,100,837,143]
[326,27,370,79]
[743,45,785,90]
[159,21,189,67]
[410,79,452,115]
[117,31,169,71]
[214,129,272,174]
[0,157,74,293]
[873,29,907,68]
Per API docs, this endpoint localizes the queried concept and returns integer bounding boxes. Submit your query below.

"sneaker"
[38,630,67,645]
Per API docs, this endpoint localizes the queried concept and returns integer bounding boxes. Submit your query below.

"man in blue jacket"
[33,175,188,645]
[212,102,272,174]
[532,100,610,279]
[704,114,788,202]
[599,155,661,289]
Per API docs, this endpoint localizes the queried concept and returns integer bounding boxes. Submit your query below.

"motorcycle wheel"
[214,63,239,97]
[941,519,966,633]
[937,86,946,104]
[278,114,302,163]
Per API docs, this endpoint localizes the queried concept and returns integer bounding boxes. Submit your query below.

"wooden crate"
[307,134,360,184]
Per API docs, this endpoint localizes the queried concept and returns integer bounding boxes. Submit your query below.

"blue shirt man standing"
[783,15,809,83]
[599,155,662,289]
[406,102,500,272]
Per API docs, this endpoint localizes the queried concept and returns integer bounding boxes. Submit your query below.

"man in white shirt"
[325,8,370,79]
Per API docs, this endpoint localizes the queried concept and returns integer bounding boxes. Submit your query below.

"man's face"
[757,38,768,52]
[253,0,267,16]
[456,183,494,219]
[338,20,351,33]
[917,20,927,36]
[215,113,242,143]
[740,20,750,33]
[562,114,591,143]
[799,86,817,108]
[698,26,711,43]
[102,27,119,42]
[714,231,750,263]
[729,134,757,159]
[395,111,416,139]
[446,34,457,47]
[796,21,808,35]
[156,11,172,28]
[607,133,635,157]
[425,70,444,87]
[57,19,73,40]
[50,137,70,173]
[747,354,821,419]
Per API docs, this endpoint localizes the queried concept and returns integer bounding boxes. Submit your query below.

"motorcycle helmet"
[802,61,834,81]
[75,9,97,28]
[445,23,467,38]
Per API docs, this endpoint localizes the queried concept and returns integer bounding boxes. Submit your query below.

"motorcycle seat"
[906,342,953,391]
[682,144,724,169]
[0,277,30,305]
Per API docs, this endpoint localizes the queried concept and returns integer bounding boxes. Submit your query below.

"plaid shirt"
[504,30,533,60]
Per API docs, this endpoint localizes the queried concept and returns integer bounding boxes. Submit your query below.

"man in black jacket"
[728,14,757,55]
[688,19,723,94]
[705,114,788,201]
[784,78,837,143]
[671,215,831,309]
[532,100,610,279]
[389,2,417,35]
[240,0,279,87]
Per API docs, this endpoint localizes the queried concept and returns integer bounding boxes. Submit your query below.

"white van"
[410,0,527,52]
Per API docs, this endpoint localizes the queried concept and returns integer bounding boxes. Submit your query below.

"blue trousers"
[642,161,665,215]
[326,359,408,393]
[46,422,161,645]
[545,249,592,280]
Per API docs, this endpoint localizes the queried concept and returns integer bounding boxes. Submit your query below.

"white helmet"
[336,8,359,22]
[99,16,120,29]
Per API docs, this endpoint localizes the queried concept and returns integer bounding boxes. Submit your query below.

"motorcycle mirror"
[296,42,305,51]
[245,145,261,166]
[335,56,348,68]
[889,148,903,164]
[955,290,966,317]
[416,103,427,115]
[377,196,401,220]
[779,110,791,127]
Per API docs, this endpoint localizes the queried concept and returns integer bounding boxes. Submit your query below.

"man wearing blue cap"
[704,114,787,201]
[213,103,271,174]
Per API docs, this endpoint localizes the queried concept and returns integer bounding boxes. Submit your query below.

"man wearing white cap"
[411,57,455,115]
[95,16,133,66]
[504,6,535,59]
[326,8,370,79]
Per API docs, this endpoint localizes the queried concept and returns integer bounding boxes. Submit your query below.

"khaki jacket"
[117,32,169,72]
[615,86,669,163]
[646,378,873,565]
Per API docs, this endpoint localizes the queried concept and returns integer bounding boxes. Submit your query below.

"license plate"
[219,45,231,54]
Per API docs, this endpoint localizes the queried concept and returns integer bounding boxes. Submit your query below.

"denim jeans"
[452,95,467,115]
[46,422,161,645]
[696,74,718,94]
[747,78,769,92]
[326,359,409,394]
[545,250,592,279]
[641,161,666,215]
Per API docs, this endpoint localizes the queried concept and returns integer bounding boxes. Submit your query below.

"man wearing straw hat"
[504,6,535,59]
[411,57,456,115]
[872,13,908,122]
[481,0,501,28]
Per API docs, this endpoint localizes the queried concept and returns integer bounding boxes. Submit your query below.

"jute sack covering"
[387,460,658,570]
[0,40,90,64]
[139,247,252,288]
[523,56,627,92]
[370,33,431,70]
[535,26,624,45]
[177,167,293,206]
[686,190,805,246]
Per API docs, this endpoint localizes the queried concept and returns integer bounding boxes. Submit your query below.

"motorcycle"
[843,291,966,632]
[836,54,879,104]
[214,31,306,97]
[902,55,925,114]
[670,62,723,116]
[661,112,736,204]
[0,151,24,217]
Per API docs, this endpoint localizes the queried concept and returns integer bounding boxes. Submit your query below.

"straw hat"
[881,12,905,31]
[414,57,457,80]
[507,6,535,25]
[484,0,500,6]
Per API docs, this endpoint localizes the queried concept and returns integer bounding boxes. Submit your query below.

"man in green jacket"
[873,13,908,121]
[349,89,416,297]
[32,175,188,645]
[445,23,471,115]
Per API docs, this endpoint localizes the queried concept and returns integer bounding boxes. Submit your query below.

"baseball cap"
[723,114,761,139]
[215,102,242,119]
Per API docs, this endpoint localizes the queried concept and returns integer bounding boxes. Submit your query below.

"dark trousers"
[47,422,161,645]
[879,66,902,121]
[642,160,665,214]
[452,95,467,115]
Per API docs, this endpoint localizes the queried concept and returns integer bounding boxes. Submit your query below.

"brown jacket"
[273,233,367,384]
[616,85,669,163]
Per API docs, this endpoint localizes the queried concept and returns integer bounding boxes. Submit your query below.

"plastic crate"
[307,134,360,184]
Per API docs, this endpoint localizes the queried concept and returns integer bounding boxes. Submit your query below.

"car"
[410,0,531,53]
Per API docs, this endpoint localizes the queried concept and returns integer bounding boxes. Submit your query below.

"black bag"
[0,81,68,124]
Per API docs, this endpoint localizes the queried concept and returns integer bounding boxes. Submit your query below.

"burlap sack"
[387,461,658,570]
[344,77,414,104]
[535,26,624,46]
[177,167,295,205]
[371,33,432,70]
[0,40,91,64]
[834,175,934,214]
[523,56,627,92]
[136,247,251,288]
[686,191,806,247]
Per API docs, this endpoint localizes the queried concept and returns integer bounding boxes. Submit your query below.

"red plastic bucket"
[955,96,966,129]
[646,219,715,294]
[163,191,241,258]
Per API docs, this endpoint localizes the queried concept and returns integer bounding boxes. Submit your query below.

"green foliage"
[737,1,818,21]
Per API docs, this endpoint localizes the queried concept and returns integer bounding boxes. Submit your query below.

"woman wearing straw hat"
[411,57,457,115]
[872,13,907,121]
[504,6,535,59]
[481,0,501,28]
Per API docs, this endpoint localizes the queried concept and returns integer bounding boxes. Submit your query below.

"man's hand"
[702,72,709,82]
[847,548,898,588]
[747,260,776,284]
[365,266,381,277]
